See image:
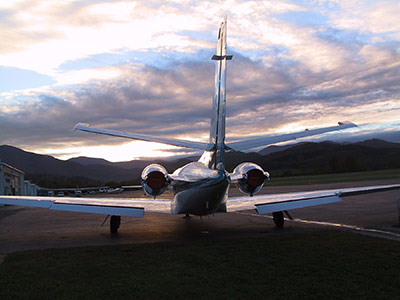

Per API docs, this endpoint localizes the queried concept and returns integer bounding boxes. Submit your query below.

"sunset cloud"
[1,0,399,161]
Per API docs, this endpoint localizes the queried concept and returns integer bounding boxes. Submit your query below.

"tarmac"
[1,179,400,255]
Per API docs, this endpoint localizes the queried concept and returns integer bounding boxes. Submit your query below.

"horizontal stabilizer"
[226,122,357,151]
[74,123,214,151]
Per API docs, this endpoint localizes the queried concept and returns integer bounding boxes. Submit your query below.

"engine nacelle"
[141,164,169,197]
[233,162,269,196]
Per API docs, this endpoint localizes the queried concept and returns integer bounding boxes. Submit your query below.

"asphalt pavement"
[1,179,400,254]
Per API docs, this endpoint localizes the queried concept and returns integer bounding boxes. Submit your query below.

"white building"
[0,160,25,196]
[24,180,38,196]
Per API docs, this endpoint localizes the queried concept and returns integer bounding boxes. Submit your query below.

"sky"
[0,0,399,162]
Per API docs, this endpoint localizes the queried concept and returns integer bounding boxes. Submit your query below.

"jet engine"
[141,164,170,197]
[232,162,269,196]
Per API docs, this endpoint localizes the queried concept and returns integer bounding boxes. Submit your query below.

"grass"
[265,169,400,186]
[1,231,400,299]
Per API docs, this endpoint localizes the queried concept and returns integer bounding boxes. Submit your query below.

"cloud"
[0,60,214,148]
[331,1,400,38]
[0,0,399,160]
[0,1,212,75]
[2,47,399,150]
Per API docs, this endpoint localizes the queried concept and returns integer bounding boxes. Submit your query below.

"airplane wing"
[226,122,357,151]
[2,184,399,218]
[227,184,400,214]
[0,196,172,217]
[74,123,213,151]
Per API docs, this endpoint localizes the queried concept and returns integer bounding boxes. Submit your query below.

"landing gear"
[273,211,284,228]
[110,215,121,233]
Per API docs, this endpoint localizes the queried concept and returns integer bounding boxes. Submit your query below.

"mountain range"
[1,139,400,188]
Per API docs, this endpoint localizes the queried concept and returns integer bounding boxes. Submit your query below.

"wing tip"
[74,123,90,131]
[338,121,357,127]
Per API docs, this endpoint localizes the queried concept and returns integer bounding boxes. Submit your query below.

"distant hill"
[0,145,197,188]
[0,145,142,187]
[66,156,146,169]
[67,156,114,167]
[256,139,400,176]
[257,139,400,155]
[257,144,297,156]
[66,155,198,170]
[1,139,400,187]
[354,139,400,149]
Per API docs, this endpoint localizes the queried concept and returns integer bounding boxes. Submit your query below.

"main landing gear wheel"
[110,215,121,233]
[272,211,284,228]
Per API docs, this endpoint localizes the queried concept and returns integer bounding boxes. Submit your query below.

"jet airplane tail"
[203,17,232,169]
[74,17,356,165]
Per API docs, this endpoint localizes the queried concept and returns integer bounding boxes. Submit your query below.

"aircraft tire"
[110,215,121,233]
[273,211,284,228]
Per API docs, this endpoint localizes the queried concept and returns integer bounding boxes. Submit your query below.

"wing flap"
[255,195,341,214]
[227,190,341,212]
[74,123,213,151]
[52,202,144,217]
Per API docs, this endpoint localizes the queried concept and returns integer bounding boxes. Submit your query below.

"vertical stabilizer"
[205,17,232,169]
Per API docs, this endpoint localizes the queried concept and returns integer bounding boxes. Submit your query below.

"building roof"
[0,160,25,175]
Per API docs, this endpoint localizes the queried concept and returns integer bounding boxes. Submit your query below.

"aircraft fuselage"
[170,161,230,215]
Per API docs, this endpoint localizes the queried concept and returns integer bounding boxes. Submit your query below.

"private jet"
[1,18,400,233]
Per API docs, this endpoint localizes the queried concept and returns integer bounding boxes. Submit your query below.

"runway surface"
[1,179,400,254]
